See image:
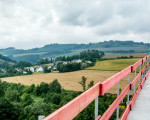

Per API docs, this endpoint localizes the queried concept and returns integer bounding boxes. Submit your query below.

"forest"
[0,78,127,120]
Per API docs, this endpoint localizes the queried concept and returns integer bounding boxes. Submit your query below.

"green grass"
[31,95,43,102]
[87,58,142,71]
[33,71,44,74]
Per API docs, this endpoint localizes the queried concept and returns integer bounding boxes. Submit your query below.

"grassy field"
[87,58,141,71]
[103,53,146,58]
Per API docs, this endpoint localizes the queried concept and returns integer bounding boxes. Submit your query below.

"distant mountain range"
[0,40,150,64]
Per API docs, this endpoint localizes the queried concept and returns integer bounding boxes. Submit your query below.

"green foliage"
[13,61,32,69]
[5,87,21,102]
[59,94,74,106]
[79,76,94,92]
[0,98,20,120]
[44,66,51,73]
[24,101,52,119]
[25,84,35,94]
[0,54,16,63]
[0,79,127,120]
[79,76,87,92]
[49,79,62,94]
[88,80,94,89]
[56,49,104,62]
[22,93,34,107]
[0,80,7,97]
[34,82,49,96]
[34,80,61,96]
[44,93,61,105]
[57,62,81,72]
[9,83,24,95]
[37,58,53,65]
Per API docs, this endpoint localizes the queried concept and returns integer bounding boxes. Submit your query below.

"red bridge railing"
[43,54,150,120]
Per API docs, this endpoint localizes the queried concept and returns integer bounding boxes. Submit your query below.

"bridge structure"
[42,54,150,120]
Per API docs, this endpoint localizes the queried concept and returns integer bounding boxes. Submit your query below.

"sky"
[0,0,150,49]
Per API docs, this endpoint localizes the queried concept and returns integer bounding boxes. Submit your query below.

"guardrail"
[43,54,150,120]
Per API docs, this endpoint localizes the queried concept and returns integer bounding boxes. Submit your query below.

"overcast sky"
[0,0,150,49]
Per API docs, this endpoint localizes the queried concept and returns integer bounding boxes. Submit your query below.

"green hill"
[0,54,16,68]
[0,40,150,64]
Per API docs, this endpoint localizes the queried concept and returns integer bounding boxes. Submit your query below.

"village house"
[81,62,87,67]
[15,68,23,72]
[35,66,44,72]
[29,67,35,72]
[23,71,27,74]
[85,60,92,64]
[63,61,67,65]
[71,59,82,63]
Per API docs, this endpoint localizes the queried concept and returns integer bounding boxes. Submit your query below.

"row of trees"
[57,62,81,72]
[55,50,104,62]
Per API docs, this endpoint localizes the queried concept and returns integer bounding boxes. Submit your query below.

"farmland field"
[103,53,146,58]
[87,58,141,71]
[2,57,142,94]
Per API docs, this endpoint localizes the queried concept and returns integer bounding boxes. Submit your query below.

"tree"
[0,80,5,97]
[44,66,51,73]
[22,93,34,107]
[25,84,35,94]
[0,98,20,120]
[88,80,94,89]
[79,76,87,92]
[50,93,61,105]
[24,101,52,119]
[34,82,49,96]
[79,77,95,92]
[49,79,62,94]
[5,88,20,102]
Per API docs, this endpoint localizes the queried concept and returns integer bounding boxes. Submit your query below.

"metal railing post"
[116,82,120,120]
[133,68,136,94]
[138,64,141,86]
[38,116,45,120]
[95,97,98,119]
[127,73,130,105]
[142,61,144,81]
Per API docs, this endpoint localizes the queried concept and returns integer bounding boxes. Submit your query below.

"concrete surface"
[127,76,150,120]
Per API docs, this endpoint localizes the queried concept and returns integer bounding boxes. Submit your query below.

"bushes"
[24,101,52,120]
[5,88,21,102]
[57,62,81,73]
[0,79,126,120]
[44,93,61,105]
[0,98,20,120]
[22,93,34,107]
[49,79,61,94]
[34,79,61,96]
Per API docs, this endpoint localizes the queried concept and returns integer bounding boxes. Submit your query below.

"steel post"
[95,97,98,120]
[116,82,120,120]
[142,62,144,81]
[127,73,130,105]
[138,64,141,86]
[133,68,136,94]
[38,116,45,120]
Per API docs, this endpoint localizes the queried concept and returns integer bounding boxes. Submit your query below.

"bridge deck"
[127,76,150,120]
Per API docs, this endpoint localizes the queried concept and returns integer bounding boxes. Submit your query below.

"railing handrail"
[44,55,150,120]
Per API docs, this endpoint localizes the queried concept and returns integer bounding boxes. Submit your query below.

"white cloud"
[0,0,150,49]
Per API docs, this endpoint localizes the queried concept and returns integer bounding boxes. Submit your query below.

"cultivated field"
[87,58,141,71]
[103,53,146,59]
[2,57,142,94]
